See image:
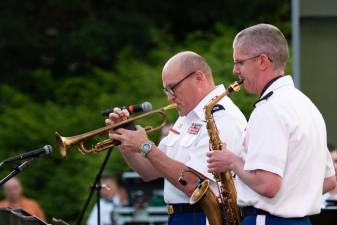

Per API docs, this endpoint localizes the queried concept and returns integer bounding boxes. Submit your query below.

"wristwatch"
[140,141,154,158]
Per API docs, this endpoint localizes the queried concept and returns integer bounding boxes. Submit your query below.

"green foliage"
[0,0,291,223]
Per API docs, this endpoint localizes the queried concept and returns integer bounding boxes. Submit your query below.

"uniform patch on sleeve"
[211,104,225,114]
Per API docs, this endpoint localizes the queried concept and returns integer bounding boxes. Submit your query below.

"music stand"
[0,208,47,225]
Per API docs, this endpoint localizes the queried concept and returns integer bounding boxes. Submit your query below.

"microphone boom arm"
[0,158,36,186]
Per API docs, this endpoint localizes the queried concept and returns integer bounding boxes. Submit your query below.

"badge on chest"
[187,122,202,135]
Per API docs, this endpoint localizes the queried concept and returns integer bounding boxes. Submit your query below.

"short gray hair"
[234,24,289,70]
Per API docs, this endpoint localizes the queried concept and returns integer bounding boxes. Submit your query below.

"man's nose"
[233,65,240,76]
[167,93,176,101]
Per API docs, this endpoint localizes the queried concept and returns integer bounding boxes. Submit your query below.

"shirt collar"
[260,75,294,99]
[259,75,283,97]
[186,84,226,120]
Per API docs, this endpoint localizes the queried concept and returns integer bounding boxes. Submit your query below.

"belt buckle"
[166,205,174,215]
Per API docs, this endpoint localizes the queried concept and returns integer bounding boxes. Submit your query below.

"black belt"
[241,206,270,217]
[166,203,203,215]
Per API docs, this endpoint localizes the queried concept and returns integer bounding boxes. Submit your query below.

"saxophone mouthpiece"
[228,79,243,93]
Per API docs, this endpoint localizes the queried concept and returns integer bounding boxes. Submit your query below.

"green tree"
[0,1,291,222]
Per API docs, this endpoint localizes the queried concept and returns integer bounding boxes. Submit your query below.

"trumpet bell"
[55,132,68,157]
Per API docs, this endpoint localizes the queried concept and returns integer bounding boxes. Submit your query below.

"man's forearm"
[233,158,281,198]
[146,146,199,196]
[120,150,161,181]
[323,176,337,194]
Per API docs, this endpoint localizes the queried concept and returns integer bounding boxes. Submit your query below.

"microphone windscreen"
[44,145,53,155]
[142,102,152,112]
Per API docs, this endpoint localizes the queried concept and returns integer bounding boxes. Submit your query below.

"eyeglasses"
[163,71,196,96]
[234,54,273,66]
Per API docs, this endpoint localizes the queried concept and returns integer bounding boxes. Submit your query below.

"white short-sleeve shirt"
[236,75,335,217]
[87,196,121,225]
[158,84,247,204]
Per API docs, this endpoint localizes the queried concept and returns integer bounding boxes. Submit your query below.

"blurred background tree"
[0,0,291,223]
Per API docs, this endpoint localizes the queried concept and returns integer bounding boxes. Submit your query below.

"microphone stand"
[0,158,36,186]
[76,147,113,225]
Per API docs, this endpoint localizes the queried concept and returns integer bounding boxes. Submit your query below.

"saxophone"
[181,80,243,225]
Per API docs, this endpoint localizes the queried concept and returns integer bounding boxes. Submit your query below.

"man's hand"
[207,149,242,173]
[104,107,129,145]
[105,107,150,153]
[109,125,149,153]
[207,144,281,198]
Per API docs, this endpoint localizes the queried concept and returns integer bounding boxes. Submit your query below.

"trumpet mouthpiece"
[164,103,177,111]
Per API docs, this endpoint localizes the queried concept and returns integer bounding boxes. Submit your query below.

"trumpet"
[55,103,177,157]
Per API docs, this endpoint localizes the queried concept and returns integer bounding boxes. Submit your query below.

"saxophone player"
[107,51,247,225]
[207,24,337,225]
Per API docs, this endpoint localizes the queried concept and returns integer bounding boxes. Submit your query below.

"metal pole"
[292,0,301,89]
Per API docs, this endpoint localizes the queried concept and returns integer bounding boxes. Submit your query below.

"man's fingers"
[113,108,129,118]
[105,118,112,125]
[208,165,221,173]
[108,107,129,121]
[108,112,120,122]
[207,152,213,157]
[135,125,145,132]
[115,128,128,135]
[207,151,220,161]
[207,161,218,168]
[208,166,217,173]
[121,109,130,117]
[114,108,125,118]
[109,132,123,141]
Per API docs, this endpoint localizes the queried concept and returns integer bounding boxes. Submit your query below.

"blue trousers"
[168,211,206,225]
[243,214,311,225]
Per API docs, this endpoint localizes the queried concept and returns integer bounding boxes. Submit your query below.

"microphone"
[101,102,152,117]
[1,145,52,165]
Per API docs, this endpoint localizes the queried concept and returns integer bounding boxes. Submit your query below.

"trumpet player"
[107,51,247,225]
[207,24,337,225]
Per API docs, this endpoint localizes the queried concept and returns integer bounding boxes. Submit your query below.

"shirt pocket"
[166,133,180,147]
[165,133,180,158]
[180,133,199,148]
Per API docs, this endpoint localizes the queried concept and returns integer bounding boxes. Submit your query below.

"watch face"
[141,142,153,157]
[143,143,151,151]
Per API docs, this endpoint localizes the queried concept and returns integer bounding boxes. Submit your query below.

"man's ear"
[259,54,272,71]
[194,70,205,81]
